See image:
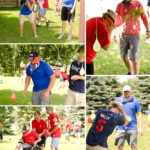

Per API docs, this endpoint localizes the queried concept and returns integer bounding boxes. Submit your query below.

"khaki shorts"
[115,130,138,147]
[20,13,34,24]
[65,89,85,105]
[86,144,108,150]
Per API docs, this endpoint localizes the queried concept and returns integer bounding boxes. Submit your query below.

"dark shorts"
[61,7,75,22]
[37,136,47,147]
[86,62,94,75]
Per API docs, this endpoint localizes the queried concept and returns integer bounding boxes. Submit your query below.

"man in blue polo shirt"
[65,46,85,105]
[114,85,143,150]
[58,0,78,41]
[23,51,56,105]
[86,102,128,150]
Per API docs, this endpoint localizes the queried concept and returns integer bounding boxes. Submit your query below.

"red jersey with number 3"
[86,17,110,64]
[22,130,40,144]
[32,119,47,137]
[86,108,125,148]
[48,113,61,138]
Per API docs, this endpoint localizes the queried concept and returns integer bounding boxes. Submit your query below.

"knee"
[118,147,123,150]
[132,60,139,65]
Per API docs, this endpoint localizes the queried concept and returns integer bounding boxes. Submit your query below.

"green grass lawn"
[86,114,150,150]
[0,0,80,43]
[0,134,85,150]
[94,35,150,75]
[0,76,67,105]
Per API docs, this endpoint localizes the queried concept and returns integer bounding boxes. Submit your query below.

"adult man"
[58,0,78,40]
[16,125,41,150]
[0,122,3,142]
[46,107,61,150]
[116,0,150,75]
[37,0,50,27]
[114,85,143,150]
[86,102,128,150]
[65,46,85,105]
[23,51,56,105]
[86,9,116,75]
[32,111,47,150]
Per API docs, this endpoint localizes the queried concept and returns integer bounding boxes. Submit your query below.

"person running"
[58,0,78,40]
[0,122,3,142]
[16,125,41,150]
[86,9,116,75]
[32,111,47,150]
[116,0,150,75]
[148,104,150,128]
[86,102,128,150]
[65,46,85,105]
[65,118,72,143]
[74,116,82,144]
[20,0,37,37]
[46,107,61,150]
[37,0,50,27]
[114,85,143,150]
[23,51,56,105]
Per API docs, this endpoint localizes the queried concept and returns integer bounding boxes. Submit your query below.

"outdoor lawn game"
[0,44,85,105]
[86,0,150,75]
[0,106,85,150]
[0,0,84,43]
[86,76,150,150]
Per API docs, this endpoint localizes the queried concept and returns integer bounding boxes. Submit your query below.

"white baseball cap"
[123,85,131,92]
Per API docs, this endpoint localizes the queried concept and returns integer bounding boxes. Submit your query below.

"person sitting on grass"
[16,125,41,150]
[20,0,37,38]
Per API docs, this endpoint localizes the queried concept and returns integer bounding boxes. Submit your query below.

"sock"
[38,22,41,25]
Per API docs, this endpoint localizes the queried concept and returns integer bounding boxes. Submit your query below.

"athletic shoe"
[46,20,50,27]
[67,35,72,41]
[58,34,65,39]
[126,72,131,75]
[34,34,38,38]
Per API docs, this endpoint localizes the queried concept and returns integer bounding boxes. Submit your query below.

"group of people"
[23,46,85,105]
[86,0,150,75]
[19,0,78,40]
[86,85,147,150]
[15,108,83,150]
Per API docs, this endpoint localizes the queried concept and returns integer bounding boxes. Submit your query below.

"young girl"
[20,0,37,37]
[54,0,61,16]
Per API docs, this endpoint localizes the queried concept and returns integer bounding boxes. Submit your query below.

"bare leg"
[132,60,140,75]
[131,146,138,150]
[118,147,123,150]
[123,58,133,74]
[69,21,73,37]
[20,24,23,37]
[31,23,37,37]
[62,21,66,35]
[40,146,44,150]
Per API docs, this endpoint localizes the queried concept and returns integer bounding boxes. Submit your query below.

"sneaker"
[46,20,50,27]
[34,34,38,38]
[67,35,72,41]
[126,72,131,75]
[58,34,65,39]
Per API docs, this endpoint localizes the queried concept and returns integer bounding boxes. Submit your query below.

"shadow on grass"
[0,90,66,105]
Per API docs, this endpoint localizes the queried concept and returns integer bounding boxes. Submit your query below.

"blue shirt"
[62,0,75,8]
[20,0,32,15]
[69,60,85,93]
[115,97,142,130]
[86,108,125,148]
[26,60,54,92]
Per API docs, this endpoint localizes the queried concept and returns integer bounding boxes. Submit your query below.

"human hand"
[70,8,74,14]
[138,128,143,136]
[43,90,50,100]
[71,75,80,80]
[48,132,51,137]
[146,31,150,39]
[23,89,27,97]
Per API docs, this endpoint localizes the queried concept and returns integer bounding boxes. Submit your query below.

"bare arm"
[39,129,46,137]
[23,76,31,97]
[71,75,85,81]
[137,111,143,136]
[102,44,110,50]
[26,0,35,11]
[34,137,41,145]
[70,0,78,14]
[48,125,59,136]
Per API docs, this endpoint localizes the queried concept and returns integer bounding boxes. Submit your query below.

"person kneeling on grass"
[20,0,37,38]
[16,125,41,150]
[86,102,128,150]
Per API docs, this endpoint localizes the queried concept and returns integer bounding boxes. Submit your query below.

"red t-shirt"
[86,17,110,64]
[32,119,47,137]
[22,130,40,144]
[43,0,49,8]
[48,113,61,138]
[61,72,67,79]
[65,121,72,132]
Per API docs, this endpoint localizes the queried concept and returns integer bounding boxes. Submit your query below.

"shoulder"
[41,119,47,124]
[71,60,77,65]
[32,120,36,123]
[115,97,122,102]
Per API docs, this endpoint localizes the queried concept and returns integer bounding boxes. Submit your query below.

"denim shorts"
[51,138,60,147]
[39,8,47,15]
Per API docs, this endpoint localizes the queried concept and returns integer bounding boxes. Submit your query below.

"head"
[77,45,85,60]
[91,110,95,114]
[34,111,41,121]
[22,125,28,132]
[108,104,120,115]
[123,85,131,98]
[28,51,40,64]
[76,116,79,121]
[102,9,116,30]
[46,107,53,115]
[123,0,131,3]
